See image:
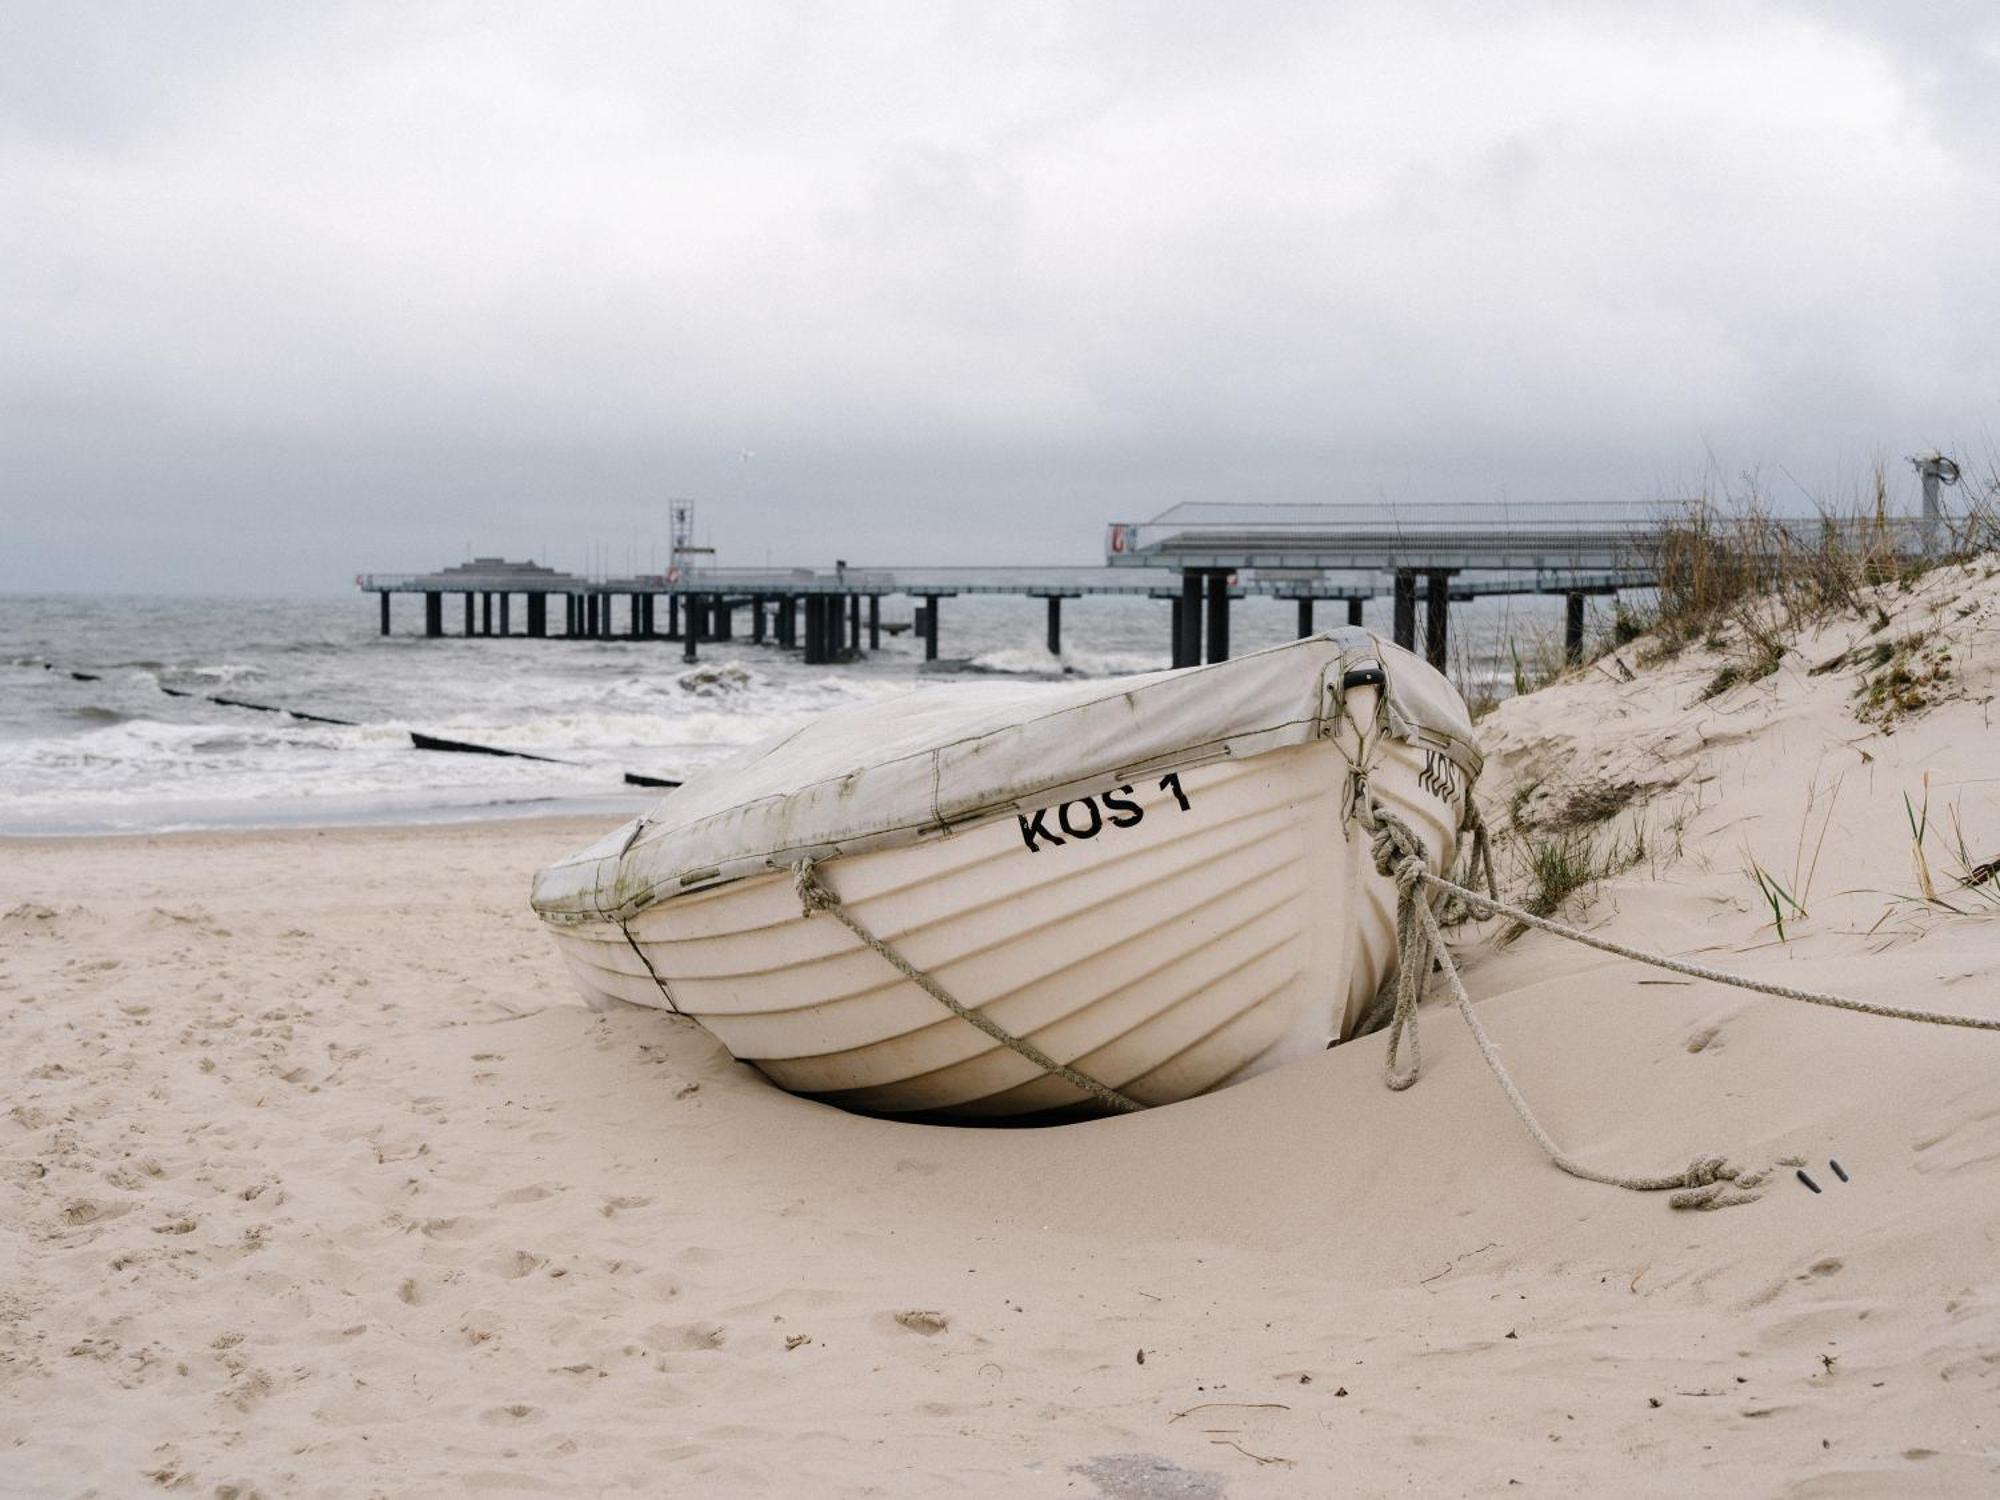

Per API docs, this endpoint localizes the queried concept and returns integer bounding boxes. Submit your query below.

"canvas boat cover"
[531,628,1480,924]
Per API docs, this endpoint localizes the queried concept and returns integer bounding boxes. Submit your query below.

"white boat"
[530,629,1482,1118]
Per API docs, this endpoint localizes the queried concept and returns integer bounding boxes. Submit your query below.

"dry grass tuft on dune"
[6,557,2000,1494]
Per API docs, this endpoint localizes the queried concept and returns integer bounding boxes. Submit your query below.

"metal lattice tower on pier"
[668,500,697,574]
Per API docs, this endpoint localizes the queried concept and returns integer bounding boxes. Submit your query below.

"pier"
[361,501,1942,672]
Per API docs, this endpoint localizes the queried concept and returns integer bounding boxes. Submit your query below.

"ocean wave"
[967,645,1168,678]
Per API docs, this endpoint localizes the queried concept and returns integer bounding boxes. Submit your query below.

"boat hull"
[544,690,1464,1117]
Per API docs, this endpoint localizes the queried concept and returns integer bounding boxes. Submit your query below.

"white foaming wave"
[180,662,267,685]
[0,663,934,830]
[0,713,608,820]
[1,642,1100,832]
[968,646,1166,678]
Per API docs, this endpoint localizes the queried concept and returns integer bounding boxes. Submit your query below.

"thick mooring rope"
[1354,781,2000,1210]
[790,859,1146,1114]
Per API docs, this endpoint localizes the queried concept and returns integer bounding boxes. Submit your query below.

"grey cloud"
[3,2,1996,592]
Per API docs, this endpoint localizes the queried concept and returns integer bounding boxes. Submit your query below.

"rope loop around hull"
[791,858,1146,1114]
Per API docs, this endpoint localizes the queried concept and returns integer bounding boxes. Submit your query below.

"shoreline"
[0,800,644,845]
[0,812,620,860]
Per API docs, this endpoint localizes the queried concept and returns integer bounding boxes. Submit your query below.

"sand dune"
[7,564,2000,1495]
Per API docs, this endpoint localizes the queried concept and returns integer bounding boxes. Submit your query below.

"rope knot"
[792,858,838,918]
[1364,805,1430,887]
[1678,1156,1733,1188]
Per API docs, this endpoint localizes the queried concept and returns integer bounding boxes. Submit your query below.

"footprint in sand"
[480,1403,541,1425]
[888,1310,951,1336]
[486,1250,547,1280]
[494,1183,560,1206]
[60,1198,132,1228]
[600,1195,653,1218]
[1911,1098,2000,1176]
[649,1320,726,1350]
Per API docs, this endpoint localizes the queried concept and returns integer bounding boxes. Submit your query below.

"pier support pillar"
[1171,598,1184,662]
[1424,571,1451,671]
[379,592,391,636]
[1348,597,1364,628]
[1177,571,1203,668]
[848,594,861,652]
[1296,597,1313,638]
[868,595,881,651]
[779,596,796,648]
[1392,571,1416,651]
[1565,592,1586,665]
[1046,596,1063,656]
[921,598,940,662]
[482,592,494,637]
[802,597,824,664]
[463,593,474,636]
[500,593,511,636]
[587,594,599,637]
[424,591,442,638]
[1205,570,1230,664]
[684,598,702,662]
[527,594,546,638]
[752,596,766,644]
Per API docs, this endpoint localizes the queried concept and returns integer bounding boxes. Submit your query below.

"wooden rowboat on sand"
[530,629,1482,1118]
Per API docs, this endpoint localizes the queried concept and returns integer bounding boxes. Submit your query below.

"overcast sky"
[4,1,1997,593]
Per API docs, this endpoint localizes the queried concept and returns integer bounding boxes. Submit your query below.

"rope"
[619,920,685,1016]
[789,859,1146,1114]
[1356,787,1769,1209]
[1429,868,2000,1035]
[1357,783,2000,1210]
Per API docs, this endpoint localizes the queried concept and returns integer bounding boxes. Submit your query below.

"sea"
[0,590,1583,836]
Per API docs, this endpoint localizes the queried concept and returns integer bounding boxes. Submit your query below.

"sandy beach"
[8,564,2000,1497]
